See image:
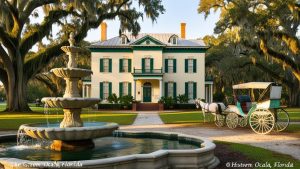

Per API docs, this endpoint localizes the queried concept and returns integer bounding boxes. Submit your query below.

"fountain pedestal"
[60,109,83,128]
[51,139,95,151]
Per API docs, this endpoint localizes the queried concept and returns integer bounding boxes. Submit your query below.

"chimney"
[180,23,186,39]
[100,22,107,41]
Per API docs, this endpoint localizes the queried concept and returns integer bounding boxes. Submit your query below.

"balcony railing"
[133,68,163,74]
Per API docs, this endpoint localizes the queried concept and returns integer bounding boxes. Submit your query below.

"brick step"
[135,103,159,111]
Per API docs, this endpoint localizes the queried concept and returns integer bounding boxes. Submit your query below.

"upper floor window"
[121,35,128,44]
[169,35,178,45]
[142,58,153,73]
[100,58,112,73]
[165,59,176,73]
[185,59,197,73]
[119,59,132,72]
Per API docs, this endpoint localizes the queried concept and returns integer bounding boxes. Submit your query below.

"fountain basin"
[51,68,92,78]
[19,122,119,141]
[41,97,99,109]
[0,131,220,169]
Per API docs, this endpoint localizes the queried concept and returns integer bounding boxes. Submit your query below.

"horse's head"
[195,98,205,109]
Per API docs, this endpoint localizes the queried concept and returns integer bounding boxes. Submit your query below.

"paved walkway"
[132,111,164,125]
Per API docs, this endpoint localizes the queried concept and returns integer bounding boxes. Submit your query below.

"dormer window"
[120,35,128,44]
[169,35,178,45]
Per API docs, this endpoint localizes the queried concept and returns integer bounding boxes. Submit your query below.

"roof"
[232,82,275,89]
[90,33,207,48]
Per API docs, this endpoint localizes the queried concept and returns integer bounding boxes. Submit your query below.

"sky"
[84,0,220,42]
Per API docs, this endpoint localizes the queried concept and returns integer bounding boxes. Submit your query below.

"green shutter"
[150,58,154,72]
[119,82,123,97]
[128,83,132,96]
[164,82,168,97]
[100,82,104,99]
[173,59,177,73]
[119,59,123,72]
[193,82,197,99]
[142,58,145,73]
[193,59,197,73]
[165,59,168,73]
[173,82,177,99]
[185,82,188,97]
[109,59,112,72]
[100,59,104,72]
[185,59,188,73]
[109,82,112,96]
[128,59,132,72]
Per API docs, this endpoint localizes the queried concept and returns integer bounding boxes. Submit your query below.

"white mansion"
[83,23,213,103]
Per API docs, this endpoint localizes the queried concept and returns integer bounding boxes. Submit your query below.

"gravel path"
[132,111,164,125]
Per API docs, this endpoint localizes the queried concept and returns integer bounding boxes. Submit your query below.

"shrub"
[98,104,122,110]
[119,95,134,109]
[107,93,119,104]
[159,96,176,109]
[176,94,189,103]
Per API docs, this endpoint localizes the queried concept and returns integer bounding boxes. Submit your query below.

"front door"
[143,82,152,102]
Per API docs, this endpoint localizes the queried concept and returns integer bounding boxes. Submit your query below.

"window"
[185,59,196,73]
[121,36,127,44]
[119,82,132,97]
[188,82,193,100]
[185,82,196,100]
[104,59,109,72]
[168,83,173,97]
[165,82,177,98]
[100,58,112,72]
[103,82,109,99]
[169,35,178,45]
[188,59,193,73]
[145,58,151,72]
[146,40,150,45]
[168,60,174,73]
[172,37,177,44]
[120,59,131,73]
[165,59,176,73]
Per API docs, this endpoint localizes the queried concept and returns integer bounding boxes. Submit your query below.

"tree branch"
[20,9,70,57]
[0,26,16,51]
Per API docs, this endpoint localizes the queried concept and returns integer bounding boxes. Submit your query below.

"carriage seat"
[237,95,252,114]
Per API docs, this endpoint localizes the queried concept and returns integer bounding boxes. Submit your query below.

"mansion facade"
[83,23,213,103]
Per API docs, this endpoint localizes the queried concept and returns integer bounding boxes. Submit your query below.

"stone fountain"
[19,32,118,151]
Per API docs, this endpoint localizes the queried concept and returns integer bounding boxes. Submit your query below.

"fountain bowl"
[41,97,99,109]
[0,131,220,169]
[19,122,119,141]
[51,68,92,78]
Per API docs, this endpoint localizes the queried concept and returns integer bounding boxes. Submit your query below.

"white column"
[159,79,163,98]
[133,80,137,100]
[82,85,85,98]
[86,85,90,98]
[210,84,213,102]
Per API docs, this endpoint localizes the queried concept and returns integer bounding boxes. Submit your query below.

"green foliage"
[26,81,51,103]
[213,92,225,102]
[107,93,119,104]
[119,95,134,109]
[176,94,189,103]
[159,96,176,109]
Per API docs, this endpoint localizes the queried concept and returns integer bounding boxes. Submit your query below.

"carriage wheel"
[273,108,290,132]
[249,109,275,134]
[226,112,239,129]
[215,114,225,127]
[238,116,248,127]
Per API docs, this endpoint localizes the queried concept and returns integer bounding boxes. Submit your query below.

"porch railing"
[133,68,163,74]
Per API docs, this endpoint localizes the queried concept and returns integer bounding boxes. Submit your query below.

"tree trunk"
[289,83,300,107]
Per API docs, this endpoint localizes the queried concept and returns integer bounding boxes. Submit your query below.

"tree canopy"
[0,0,165,111]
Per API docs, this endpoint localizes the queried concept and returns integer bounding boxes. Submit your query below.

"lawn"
[216,141,300,169]
[0,104,137,130]
[159,109,300,134]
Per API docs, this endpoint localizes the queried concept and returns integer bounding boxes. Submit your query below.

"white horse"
[195,98,227,122]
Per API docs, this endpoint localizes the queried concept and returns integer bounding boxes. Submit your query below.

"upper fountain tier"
[51,68,92,79]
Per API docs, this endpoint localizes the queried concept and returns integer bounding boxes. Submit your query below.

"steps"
[133,103,160,111]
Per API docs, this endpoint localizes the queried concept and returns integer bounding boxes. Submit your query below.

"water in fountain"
[43,103,50,127]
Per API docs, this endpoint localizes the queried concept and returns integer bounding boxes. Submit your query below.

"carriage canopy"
[232,82,274,89]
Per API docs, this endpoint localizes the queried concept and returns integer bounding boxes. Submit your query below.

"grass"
[159,110,300,134]
[216,141,300,169]
[0,104,137,130]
